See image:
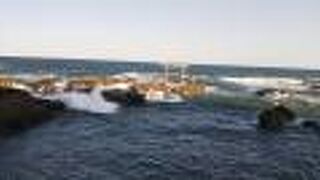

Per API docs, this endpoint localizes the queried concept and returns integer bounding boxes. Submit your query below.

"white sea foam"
[204,85,216,94]
[209,76,320,108]
[294,94,320,105]
[42,87,119,114]
[145,90,184,103]
[112,72,143,80]
[13,73,58,82]
[101,83,131,91]
[218,77,306,92]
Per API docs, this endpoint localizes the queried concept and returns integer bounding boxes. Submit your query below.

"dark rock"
[255,88,278,97]
[255,88,287,97]
[302,121,320,129]
[0,88,65,135]
[257,105,296,130]
[40,99,66,110]
[101,87,145,106]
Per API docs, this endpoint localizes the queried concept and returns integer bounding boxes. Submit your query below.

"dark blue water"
[1,56,320,78]
[0,57,320,180]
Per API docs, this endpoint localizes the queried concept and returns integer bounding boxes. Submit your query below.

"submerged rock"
[0,88,65,135]
[101,87,145,106]
[257,105,296,130]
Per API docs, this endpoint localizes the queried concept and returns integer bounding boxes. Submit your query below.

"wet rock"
[255,88,279,97]
[257,105,296,130]
[0,88,65,135]
[301,121,320,129]
[101,87,145,106]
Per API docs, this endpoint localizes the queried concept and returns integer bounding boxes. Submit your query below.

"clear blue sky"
[0,0,319,68]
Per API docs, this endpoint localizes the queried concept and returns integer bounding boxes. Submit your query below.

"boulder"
[101,87,145,106]
[301,121,320,129]
[255,88,278,97]
[0,88,65,135]
[257,105,296,130]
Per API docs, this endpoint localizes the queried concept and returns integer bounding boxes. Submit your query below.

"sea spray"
[42,87,119,114]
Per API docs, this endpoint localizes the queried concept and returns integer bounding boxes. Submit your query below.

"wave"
[1,72,320,116]
[294,94,320,105]
[217,76,306,92]
[8,73,59,83]
[41,87,119,114]
[196,78,320,118]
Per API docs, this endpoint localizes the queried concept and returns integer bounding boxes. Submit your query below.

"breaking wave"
[2,71,320,116]
[196,76,320,117]
[217,76,306,92]
[41,87,119,114]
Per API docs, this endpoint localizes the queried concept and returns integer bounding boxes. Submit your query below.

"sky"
[0,0,319,68]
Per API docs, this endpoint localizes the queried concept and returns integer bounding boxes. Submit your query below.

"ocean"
[0,56,319,180]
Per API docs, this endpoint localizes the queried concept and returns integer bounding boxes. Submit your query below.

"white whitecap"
[42,87,119,114]
[219,76,307,92]
[101,83,131,91]
[145,90,184,103]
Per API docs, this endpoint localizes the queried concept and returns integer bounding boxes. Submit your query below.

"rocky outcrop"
[255,88,279,97]
[301,121,320,129]
[0,88,65,135]
[257,105,296,130]
[101,87,145,106]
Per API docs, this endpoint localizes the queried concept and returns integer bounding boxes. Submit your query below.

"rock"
[0,88,65,135]
[101,87,145,106]
[301,121,320,129]
[255,88,278,97]
[257,105,296,130]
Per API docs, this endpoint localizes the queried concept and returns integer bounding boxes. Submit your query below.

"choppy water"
[0,57,320,180]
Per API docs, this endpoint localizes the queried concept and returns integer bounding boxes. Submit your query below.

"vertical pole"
[164,63,169,84]
[180,65,184,83]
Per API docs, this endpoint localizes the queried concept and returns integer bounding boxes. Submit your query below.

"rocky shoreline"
[0,88,65,135]
[0,85,147,135]
[0,87,304,136]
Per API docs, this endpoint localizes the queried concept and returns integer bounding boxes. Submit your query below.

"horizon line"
[0,54,318,71]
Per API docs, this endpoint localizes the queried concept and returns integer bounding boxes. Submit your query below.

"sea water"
[0,57,319,180]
